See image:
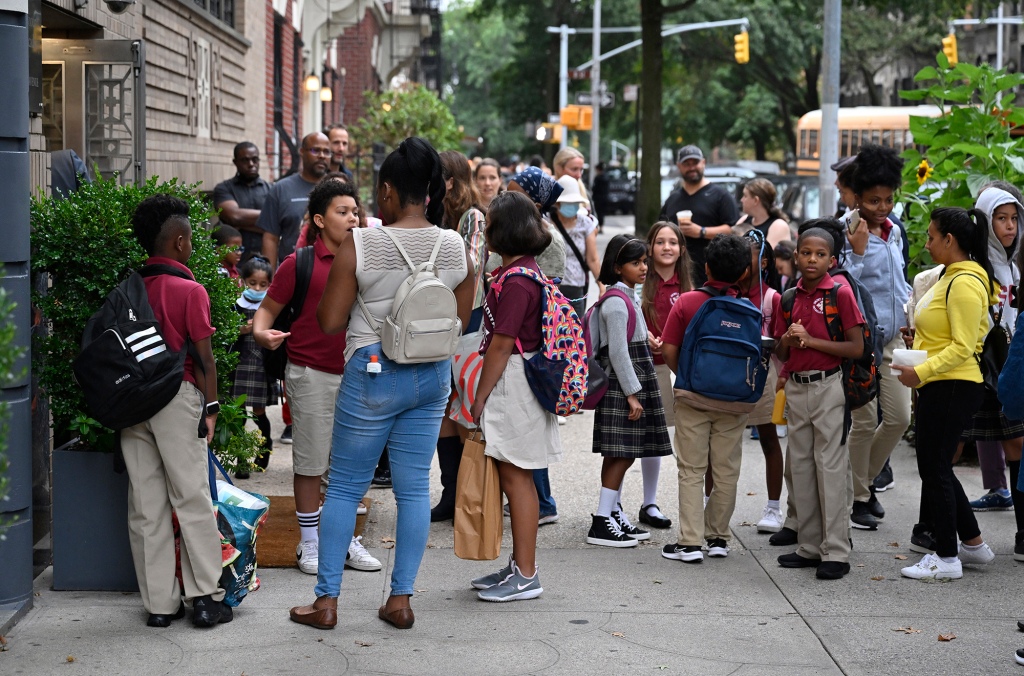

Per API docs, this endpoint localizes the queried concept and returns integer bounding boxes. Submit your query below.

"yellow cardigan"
[912,261,999,385]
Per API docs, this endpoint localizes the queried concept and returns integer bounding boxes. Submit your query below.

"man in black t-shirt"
[659,145,739,285]
[213,142,272,257]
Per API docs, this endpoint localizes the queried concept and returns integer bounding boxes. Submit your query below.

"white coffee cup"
[891,348,927,375]
[676,210,692,224]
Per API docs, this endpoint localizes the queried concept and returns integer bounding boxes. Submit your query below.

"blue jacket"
[842,220,912,346]
[1000,312,1024,421]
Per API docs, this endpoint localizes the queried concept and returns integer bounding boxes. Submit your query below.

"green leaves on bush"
[31,175,242,445]
[899,56,1024,272]
[210,395,266,475]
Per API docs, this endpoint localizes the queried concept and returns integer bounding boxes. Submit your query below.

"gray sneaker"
[471,555,514,590]
[477,562,543,602]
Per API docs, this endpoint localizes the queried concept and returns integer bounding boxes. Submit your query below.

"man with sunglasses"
[258,132,332,268]
[214,141,271,258]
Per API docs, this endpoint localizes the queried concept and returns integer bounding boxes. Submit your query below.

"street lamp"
[305,71,320,92]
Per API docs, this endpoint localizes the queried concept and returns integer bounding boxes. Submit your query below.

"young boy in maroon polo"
[120,194,231,628]
[772,226,864,580]
[660,234,752,564]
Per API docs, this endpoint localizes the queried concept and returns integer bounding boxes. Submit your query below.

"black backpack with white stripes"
[73,265,199,430]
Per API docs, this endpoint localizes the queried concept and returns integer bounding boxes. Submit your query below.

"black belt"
[790,366,841,384]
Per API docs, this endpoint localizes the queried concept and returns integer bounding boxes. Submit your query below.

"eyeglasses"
[307,148,332,157]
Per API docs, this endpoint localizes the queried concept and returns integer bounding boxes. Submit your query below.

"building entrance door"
[42,39,146,184]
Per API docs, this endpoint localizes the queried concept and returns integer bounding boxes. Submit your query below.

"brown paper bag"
[454,431,503,560]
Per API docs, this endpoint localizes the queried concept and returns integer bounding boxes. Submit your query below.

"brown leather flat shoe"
[289,596,337,630]
[378,604,414,629]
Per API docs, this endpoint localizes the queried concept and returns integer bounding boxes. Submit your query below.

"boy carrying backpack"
[660,235,762,564]
[94,195,231,627]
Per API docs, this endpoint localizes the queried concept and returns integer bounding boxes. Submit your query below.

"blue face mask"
[242,288,267,303]
[558,203,580,218]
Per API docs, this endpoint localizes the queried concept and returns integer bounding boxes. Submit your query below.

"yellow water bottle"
[771,390,788,426]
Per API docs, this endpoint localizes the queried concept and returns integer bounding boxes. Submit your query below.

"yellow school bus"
[796,106,942,175]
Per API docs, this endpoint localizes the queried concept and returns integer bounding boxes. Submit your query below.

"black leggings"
[915,380,985,558]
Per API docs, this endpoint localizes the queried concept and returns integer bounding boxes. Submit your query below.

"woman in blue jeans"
[289,136,475,630]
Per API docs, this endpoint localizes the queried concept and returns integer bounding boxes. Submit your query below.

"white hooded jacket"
[976,187,1022,334]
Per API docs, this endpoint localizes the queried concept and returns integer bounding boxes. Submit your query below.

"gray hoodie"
[976,187,1022,333]
[842,219,912,345]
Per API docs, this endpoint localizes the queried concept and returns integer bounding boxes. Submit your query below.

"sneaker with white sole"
[296,539,319,575]
[612,509,650,541]
[958,542,995,565]
[756,505,783,533]
[477,561,542,602]
[538,512,560,526]
[706,538,729,558]
[356,500,368,516]
[900,553,962,580]
[345,536,382,571]
[472,555,514,590]
[1016,648,1024,666]
[586,514,638,548]
[662,543,703,563]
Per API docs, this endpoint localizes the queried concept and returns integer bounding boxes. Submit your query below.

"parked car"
[603,165,636,214]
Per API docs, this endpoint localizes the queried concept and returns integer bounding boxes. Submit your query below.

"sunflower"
[916,159,933,186]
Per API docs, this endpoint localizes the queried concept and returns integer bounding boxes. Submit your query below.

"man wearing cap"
[659,145,739,285]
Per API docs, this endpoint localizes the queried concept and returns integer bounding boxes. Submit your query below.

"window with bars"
[193,0,234,28]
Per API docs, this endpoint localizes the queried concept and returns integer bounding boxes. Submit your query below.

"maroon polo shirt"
[141,256,215,386]
[266,237,346,375]
[645,272,682,366]
[771,272,864,373]
[660,281,739,348]
[480,256,543,353]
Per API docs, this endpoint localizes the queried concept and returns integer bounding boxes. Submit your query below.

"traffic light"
[559,105,593,131]
[535,123,561,144]
[734,30,750,64]
[942,33,958,66]
[577,105,593,131]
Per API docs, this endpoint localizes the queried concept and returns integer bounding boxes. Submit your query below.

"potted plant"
[31,175,245,590]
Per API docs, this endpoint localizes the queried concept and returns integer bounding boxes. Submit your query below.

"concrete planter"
[51,443,138,591]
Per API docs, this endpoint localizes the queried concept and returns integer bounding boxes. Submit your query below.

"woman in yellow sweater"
[893,207,1001,581]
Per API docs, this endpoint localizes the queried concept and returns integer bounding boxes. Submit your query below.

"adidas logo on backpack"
[358,228,462,364]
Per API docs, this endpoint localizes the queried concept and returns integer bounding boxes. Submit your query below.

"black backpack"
[945,273,1009,394]
[262,246,314,381]
[73,265,202,430]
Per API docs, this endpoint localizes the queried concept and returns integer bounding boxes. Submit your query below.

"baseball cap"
[677,145,704,163]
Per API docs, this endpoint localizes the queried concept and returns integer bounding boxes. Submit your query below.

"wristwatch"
[205,401,221,416]
[700,226,707,239]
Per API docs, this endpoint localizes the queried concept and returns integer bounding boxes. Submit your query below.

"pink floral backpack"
[490,266,589,416]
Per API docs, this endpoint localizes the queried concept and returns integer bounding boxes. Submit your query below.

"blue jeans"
[534,469,557,516]
[315,344,451,599]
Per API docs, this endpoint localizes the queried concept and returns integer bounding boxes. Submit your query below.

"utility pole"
[950,4,1023,70]
[558,24,570,151]
[818,0,841,218]
[589,0,601,182]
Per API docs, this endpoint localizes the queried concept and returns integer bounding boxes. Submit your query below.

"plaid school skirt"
[231,335,275,409]
[592,340,673,459]
[961,389,1024,441]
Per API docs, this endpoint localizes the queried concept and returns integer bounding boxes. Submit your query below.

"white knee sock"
[296,509,321,542]
[597,487,619,518]
[641,456,661,506]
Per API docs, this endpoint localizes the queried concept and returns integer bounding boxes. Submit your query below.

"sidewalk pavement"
[3,407,1022,675]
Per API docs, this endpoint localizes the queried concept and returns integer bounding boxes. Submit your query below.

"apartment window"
[196,38,211,138]
[194,0,234,28]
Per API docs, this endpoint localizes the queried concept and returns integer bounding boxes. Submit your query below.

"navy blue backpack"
[675,286,770,413]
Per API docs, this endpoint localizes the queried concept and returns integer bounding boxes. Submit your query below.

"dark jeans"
[559,283,587,320]
[533,468,557,517]
[915,380,985,558]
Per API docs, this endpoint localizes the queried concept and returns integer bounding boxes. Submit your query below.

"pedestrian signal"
[942,33,958,66]
[536,123,561,144]
[734,31,750,65]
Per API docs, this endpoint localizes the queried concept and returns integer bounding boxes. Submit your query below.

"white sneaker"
[958,542,995,565]
[756,505,783,533]
[357,500,368,516]
[900,553,963,580]
[296,539,319,575]
[345,535,382,571]
[557,416,567,426]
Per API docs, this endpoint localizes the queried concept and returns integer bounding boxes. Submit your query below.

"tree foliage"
[352,83,463,153]
[899,56,1024,271]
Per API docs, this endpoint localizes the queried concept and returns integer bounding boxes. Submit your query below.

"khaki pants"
[121,382,224,614]
[848,334,912,503]
[786,372,851,562]
[672,398,748,545]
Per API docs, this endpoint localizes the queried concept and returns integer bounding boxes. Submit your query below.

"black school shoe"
[147,603,185,628]
[850,502,878,530]
[769,527,798,546]
[816,561,850,579]
[192,596,233,627]
[909,525,937,554]
[371,467,392,488]
[586,514,638,548]
[867,487,885,519]
[638,504,672,529]
[778,552,822,568]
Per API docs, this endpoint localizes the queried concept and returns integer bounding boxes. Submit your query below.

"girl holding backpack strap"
[586,235,673,548]
[467,191,562,602]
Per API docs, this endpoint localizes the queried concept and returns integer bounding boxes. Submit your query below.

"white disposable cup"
[676,210,692,224]
[891,348,927,375]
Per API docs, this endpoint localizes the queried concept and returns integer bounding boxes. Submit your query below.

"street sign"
[575,91,614,108]
[567,68,590,80]
[623,84,638,102]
